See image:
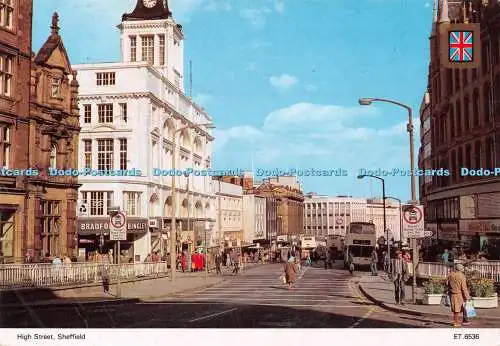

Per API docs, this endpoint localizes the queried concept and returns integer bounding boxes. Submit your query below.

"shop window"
[0,209,14,259]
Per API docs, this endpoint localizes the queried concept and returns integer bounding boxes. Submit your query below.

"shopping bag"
[464,301,476,318]
[444,294,450,306]
[279,275,286,284]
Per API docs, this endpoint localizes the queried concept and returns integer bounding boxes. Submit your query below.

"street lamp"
[170,122,215,282]
[385,196,403,249]
[357,174,389,270]
[359,97,418,303]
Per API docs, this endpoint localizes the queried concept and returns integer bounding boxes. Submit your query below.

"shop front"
[459,219,500,259]
[76,218,148,262]
[437,222,459,247]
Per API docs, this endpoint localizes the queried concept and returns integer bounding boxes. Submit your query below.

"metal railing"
[389,260,500,283]
[0,262,170,290]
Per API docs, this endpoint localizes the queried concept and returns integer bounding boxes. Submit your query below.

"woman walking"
[284,256,298,289]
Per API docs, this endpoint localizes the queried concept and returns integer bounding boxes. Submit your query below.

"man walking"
[370,248,378,276]
[447,263,471,327]
[393,251,406,305]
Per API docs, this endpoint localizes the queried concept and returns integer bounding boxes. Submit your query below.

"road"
[1,263,497,328]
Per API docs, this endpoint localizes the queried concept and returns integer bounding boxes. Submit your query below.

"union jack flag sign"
[449,31,473,62]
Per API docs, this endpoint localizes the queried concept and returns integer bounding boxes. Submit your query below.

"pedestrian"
[370,248,378,276]
[215,253,222,275]
[382,251,388,272]
[284,256,298,289]
[393,251,407,305]
[306,253,311,266]
[442,249,450,266]
[232,254,240,276]
[181,253,187,272]
[348,252,354,274]
[447,263,471,327]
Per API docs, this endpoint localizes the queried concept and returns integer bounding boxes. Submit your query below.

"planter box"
[471,293,498,309]
[423,293,444,305]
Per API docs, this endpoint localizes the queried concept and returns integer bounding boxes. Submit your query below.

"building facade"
[27,13,81,260]
[74,0,214,262]
[212,178,243,248]
[242,194,267,244]
[366,198,402,242]
[0,0,33,263]
[419,91,432,197]
[303,194,367,237]
[422,0,500,253]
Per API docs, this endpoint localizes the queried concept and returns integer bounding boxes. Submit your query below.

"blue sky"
[33,0,433,202]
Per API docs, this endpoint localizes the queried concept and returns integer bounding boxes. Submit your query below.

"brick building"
[422,0,500,254]
[0,0,33,263]
[27,13,81,260]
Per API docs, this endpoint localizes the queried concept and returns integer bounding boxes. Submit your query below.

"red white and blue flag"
[449,31,473,62]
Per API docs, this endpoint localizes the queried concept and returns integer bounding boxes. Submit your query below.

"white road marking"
[188,308,237,322]
[349,307,377,328]
[177,297,352,302]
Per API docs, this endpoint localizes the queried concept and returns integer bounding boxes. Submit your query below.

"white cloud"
[193,93,212,107]
[239,1,284,29]
[269,74,298,90]
[305,84,318,92]
[214,102,420,172]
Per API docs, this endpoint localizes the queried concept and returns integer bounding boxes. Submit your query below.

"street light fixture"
[357,174,389,271]
[170,122,215,282]
[358,96,418,303]
[384,196,403,250]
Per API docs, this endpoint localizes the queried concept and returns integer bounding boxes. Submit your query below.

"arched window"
[50,145,57,168]
[472,89,480,127]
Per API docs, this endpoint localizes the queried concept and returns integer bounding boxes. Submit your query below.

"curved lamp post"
[357,174,388,269]
[359,96,418,303]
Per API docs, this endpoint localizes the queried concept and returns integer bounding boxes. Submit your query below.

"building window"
[485,137,494,170]
[454,69,460,91]
[463,95,470,131]
[0,55,12,96]
[98,103,113,123]
[455,100,462,137]
[482,41,489,75]
[49,145,57,168]
[449,105,455,139]
[83,140,92,169]
[0,0,13,29]
[462,69,468,86]
[446,69,453,96]
[483,83,492,124]
[457,147,463,181]
[472,89,479,127]
[159,34,165,65]
[124,192,141,216]
[51,78,61,98]
[119,103,127,122]
[96,72,116,86]
[83,104,91,123]
[0,123,9,168]
[130,36,137,62]
[474,141,482,169]
[472,68,477,81]
[40,201,60,257]
[465,144,472,169]
[141,35,154,65]
[97,139,113,170]
[82,191,113,216]
[119,138,127,170]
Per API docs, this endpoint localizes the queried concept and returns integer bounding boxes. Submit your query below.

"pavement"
[357,272,500,322]
[3,261,499,328]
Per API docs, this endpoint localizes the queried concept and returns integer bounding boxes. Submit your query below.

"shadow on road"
[1,296,440,328]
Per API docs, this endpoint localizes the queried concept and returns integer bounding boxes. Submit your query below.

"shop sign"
[77,218,148,235]
[459,219,500,235]
[438,223,459,241]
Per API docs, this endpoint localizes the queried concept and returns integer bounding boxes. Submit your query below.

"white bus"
[300,235,316,249]
[343,222,376,268]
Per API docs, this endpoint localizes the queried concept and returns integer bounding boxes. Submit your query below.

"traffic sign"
[78,204,88,217]
[109,211,127,241]
[424,231,433,237]
[402,205,425,238]
[336,218,343,225]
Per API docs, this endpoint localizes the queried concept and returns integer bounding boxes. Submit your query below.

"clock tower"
[119,0,184,90]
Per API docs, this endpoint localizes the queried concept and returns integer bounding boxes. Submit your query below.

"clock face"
[143,0,157,8]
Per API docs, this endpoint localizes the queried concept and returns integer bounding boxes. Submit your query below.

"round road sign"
[336,218,343,225]
[110,211,126,228]
[403,206,422,224]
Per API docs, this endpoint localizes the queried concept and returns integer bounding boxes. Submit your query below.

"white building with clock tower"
[73,0,216,262]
